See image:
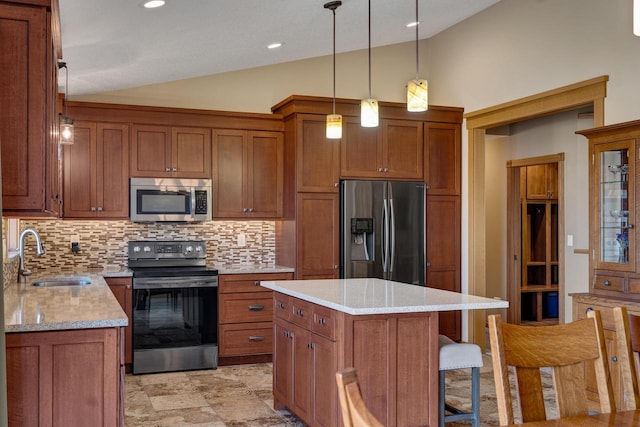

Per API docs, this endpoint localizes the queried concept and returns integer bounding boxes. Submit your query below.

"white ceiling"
[58,0,500,96]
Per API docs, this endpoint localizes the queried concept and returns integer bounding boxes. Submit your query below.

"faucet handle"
[20,269,33,277]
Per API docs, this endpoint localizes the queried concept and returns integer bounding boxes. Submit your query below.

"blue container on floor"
[545,291,559,318]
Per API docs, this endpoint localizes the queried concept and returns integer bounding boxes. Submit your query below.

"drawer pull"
[249,336,265,342]
[296,309,304,317]
[254,280,260,286]
[277,302,285,309]
[585,307,594,313]
[603,280,611,287]
[248,305,264,311]
[318,317,326,325]
[612,356,618,362]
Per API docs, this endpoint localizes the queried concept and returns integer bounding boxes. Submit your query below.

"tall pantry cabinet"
[0,0,62,216]
[272,96,463,339]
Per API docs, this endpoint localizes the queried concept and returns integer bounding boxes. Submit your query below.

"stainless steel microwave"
[130,178,212,222]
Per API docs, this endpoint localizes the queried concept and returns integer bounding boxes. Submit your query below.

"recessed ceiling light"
[406,21,419,28]
[267,42,283,49]
[143,0,165,8]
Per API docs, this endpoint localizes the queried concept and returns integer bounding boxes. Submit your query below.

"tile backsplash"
[18,220,276,274]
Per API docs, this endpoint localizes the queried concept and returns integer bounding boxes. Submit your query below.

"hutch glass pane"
[600,148,630,264]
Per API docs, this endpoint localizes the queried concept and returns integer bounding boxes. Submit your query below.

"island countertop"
[261,278,508,315]
[4,273,128,333]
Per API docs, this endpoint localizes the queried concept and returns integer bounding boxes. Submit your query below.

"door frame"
[464,75,607,349]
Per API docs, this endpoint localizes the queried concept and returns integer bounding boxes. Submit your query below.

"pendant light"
[58,61,74,145]
[406,0,428,112]
[325,1,342,139]
[361,0,378,127]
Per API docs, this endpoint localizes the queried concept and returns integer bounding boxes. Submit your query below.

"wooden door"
[0,4,47,212]
[248,131,283,217]
[381,119,423,179]
[130,124,171,177]
[96,123,129,218]
[426,195,461,341]
[273,318,293,409]
[213,129,246,217]
[63,122,96,218]
[340,116,379,178]
[172,127,211,178]
[291,324,312,422]
[311,333,337,427]
[106,277,133,365]
[296,114,340,192]
[424,123,461,195]
[296,193,339,279]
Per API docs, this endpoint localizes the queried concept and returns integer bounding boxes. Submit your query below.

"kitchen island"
[261,278,508,427]
[4,272,128,427]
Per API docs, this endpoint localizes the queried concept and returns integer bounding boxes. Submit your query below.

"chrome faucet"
[18,228,45,282]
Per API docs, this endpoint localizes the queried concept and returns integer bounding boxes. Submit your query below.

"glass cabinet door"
[594,140,635,270]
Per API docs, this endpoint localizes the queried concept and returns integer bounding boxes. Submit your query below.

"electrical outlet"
[237,233,246,247]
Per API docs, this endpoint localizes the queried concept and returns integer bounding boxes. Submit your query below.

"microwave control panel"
[194,190,208,214]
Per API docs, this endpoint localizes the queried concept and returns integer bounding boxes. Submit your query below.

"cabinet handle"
[307,342,315,349]
[248,305,264,311]
[627,224,635,229]
[296,309,304,317]
[249,336,265,342]
[612,356,618,362]
[97,207,103,211]
[603,281,611,287]
[585,307,594,313]
[90,207,96,211]
[378,168,383,172]
[249,208,254,213]
[172,167,177,172]
[277,302,285,309]
[384,168,389,172]
[283,331,290,338]
[334,265,339,269]
[165,167,171,172]
[254,281,260,286]
[243,208,248,213]
[318,317,326,325]
[334,182,339,187]
[126,285,131,289]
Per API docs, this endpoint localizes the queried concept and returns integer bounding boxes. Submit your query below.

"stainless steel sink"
[32,277,92,287]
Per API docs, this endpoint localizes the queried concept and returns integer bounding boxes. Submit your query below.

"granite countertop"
[214,264,295,275]
[261,278,509,315]
[4,271,128,333]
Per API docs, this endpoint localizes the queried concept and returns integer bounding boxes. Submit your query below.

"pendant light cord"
[368,0,372,99]
[415,0,419,80]
[333,6,336,115]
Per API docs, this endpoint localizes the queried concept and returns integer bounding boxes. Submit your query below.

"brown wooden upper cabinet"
[424,123,461,196]
[0,3,61,216]
[341,118,423,179]
[63,122,130,219]
[130,125,211,178]
[526,163,558,199]
[295,114,341,193]
[212,129,284,218]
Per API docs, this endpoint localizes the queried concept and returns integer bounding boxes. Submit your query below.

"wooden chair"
[336,368,384,427]
[488,312,615,426]
[613,306,640,410]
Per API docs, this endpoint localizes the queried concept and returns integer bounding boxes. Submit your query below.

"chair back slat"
[488,312,615,426]
[336,368,384,427]
[515,367,546,423]
[613,306,640,411]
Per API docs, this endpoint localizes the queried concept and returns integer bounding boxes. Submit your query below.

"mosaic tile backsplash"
[17,220,276,274]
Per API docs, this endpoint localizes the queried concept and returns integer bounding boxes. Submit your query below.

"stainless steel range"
[128,240,218,375]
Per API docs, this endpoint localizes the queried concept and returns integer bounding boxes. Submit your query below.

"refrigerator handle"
[389,198,395,274]
[382,199,389,273]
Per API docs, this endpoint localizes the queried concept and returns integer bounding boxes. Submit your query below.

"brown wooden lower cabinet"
[6,327,123,427]
[572,293,640,411]
[273,292,438,427]
[106,276,133,366]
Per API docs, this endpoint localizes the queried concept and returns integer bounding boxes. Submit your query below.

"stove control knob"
[195,245,203,252]
[185,246,193,253]
[132,246,141,253]
[143,246,152,253]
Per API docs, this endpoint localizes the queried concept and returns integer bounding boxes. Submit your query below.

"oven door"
[132,276,218,374]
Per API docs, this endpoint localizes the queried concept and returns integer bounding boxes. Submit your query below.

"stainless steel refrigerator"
[340,180,426,285]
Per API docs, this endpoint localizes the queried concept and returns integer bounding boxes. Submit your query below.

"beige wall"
[73,0,640,332]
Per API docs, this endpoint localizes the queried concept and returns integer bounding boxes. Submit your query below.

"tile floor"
[125,355,554,426]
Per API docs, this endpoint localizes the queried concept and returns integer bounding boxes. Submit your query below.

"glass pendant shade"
[407,79,429,112]
[361,99,379,127]
[326,114,342,139]
[59,117,74,145]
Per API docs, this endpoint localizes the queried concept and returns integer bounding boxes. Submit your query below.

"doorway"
[506,155,564,325]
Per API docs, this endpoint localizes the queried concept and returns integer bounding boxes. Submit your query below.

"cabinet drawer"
[219,322,273,356]
[574,301,615,329]
[274,293,291,321]
[291,298,313,329]
[593,276,624,292]
[219,293,273,324]
[312,304,336,341]
[628,279,640,294]
[219,273,293,293]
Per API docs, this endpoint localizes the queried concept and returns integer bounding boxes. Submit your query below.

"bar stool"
[438,334,483,427]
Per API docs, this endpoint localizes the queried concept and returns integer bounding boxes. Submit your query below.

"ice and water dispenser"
[350,218,374,262]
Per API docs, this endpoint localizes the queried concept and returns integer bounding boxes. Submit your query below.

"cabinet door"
[592,140,635,273]
[45,17,61,216]
[106,277,133,365]
[341,116,380,178]
[311,333,337,427]
[248,131,283,217]
[213,129,246,217]
[96,123,129,218]
[426,195,461,341]
[0,5,47,212]
[273,318,293,409]
[381,119,423,179]
[424,123,461,195]
[296,193,339,279]
[296,114,340,192]
[172,127,211,178]
[526,164,558,199]
[130,125,172,177]
[63,122,96,218]
[291,324,312,422]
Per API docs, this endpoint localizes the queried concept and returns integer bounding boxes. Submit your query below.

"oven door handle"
[133,277,218,289]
